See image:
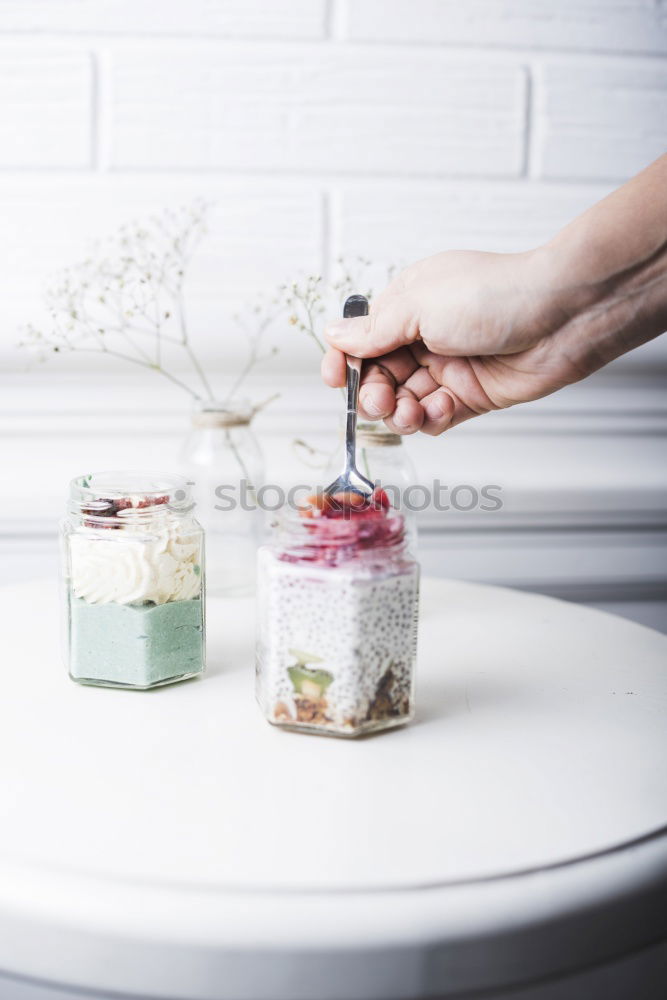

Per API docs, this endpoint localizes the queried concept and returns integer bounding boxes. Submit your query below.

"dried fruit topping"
[274,701,293,723]
[81,497,123,528]
[82,493,171,528]
[302,488,388,519]
[136,495,169,509]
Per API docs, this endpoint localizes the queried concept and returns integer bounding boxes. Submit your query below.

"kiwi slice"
[287,665,334,697]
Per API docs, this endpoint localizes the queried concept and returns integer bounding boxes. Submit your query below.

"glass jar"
[61,472,205,689]
[325,422,419,543]
[179,399,264,598]
[256,491,419,737]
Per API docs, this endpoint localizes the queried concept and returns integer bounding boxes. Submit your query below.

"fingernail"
[360,391,382,417]
[393,409,410,430]
[425,399,446,421]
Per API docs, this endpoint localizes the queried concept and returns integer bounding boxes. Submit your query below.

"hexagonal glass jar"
[61,472,205,689]
[256,495,419,737]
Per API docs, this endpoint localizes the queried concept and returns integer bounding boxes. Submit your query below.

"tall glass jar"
[61,472,205,689]
[179,399,264,597]
[256,491,419,738]
[325,422,419,543]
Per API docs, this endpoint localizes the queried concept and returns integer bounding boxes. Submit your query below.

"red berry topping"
[286,487,404,566]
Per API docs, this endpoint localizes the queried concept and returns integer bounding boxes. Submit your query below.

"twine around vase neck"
[192,408,251,430]
[357,428,401,448]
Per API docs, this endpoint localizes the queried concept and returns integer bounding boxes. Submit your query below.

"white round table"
[0,578,666,1000]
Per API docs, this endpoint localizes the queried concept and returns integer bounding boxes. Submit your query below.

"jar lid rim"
[67,471,194,522]
[71,471,189,496]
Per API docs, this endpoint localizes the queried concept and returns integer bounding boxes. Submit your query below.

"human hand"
[321,247,583,436]
[322,154,667,437]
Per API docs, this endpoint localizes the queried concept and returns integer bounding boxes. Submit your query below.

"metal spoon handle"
[323,295,374,498]
[342,295,369,476]
[344,359,361,472]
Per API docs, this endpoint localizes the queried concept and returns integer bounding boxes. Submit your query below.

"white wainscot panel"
[1,368,665,632]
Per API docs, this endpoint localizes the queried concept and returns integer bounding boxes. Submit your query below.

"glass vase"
[179,399,264,597]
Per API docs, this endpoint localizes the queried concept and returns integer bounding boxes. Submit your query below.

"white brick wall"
[334,179,615,260]
[0,49,92,167]
[0,1,328,39]
[536,58,667,180]
[109,44,526,177]
[0,0,664,371]
[341,0,667,54]
[0,1,664,626]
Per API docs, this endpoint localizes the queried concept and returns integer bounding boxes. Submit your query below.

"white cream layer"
[70,519,201,605]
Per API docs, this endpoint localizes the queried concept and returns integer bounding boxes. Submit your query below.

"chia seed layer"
[256,547,419,735]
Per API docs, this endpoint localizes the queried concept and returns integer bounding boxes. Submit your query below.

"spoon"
[324,294,375,499]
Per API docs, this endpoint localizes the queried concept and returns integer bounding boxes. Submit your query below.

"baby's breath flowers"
[19,201,277,411]
[229,295,281,413]
[20,206,389,435]
[279,257,380,470]
[280,257,374,357]
[282,274,326,353]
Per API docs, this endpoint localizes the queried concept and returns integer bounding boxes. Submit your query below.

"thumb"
[324,296,420,358]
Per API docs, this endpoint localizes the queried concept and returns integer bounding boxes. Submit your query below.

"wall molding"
[2,369,666,627]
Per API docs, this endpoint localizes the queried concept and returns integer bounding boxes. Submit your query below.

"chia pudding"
[256,489,419,737]
[61,473,205,689]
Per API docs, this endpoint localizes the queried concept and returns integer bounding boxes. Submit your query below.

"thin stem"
[304,300,320,344]
[177,293,214,399]
[98,321,183,346]
[154,364,201,399]
[185,342,214,400]
[224,427,253,484]
[224,351,256,405]
[303,326,326,354]
[73,346,201,398]
[251,392,281,416]
[225,307,280,406]
[153,293,161,368]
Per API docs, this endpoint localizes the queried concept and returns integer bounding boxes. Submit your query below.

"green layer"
[69,596,204,687]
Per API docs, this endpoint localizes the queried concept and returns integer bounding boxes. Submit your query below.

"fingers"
[419,388,457,436]
[358,347,419,419]
[400,366,440,399]
[324,292,419,359]
[359,368,395,419]
[384,391,424,435]
[323,346,419,420]
[322,343,462,437]
[321,347,347,387]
